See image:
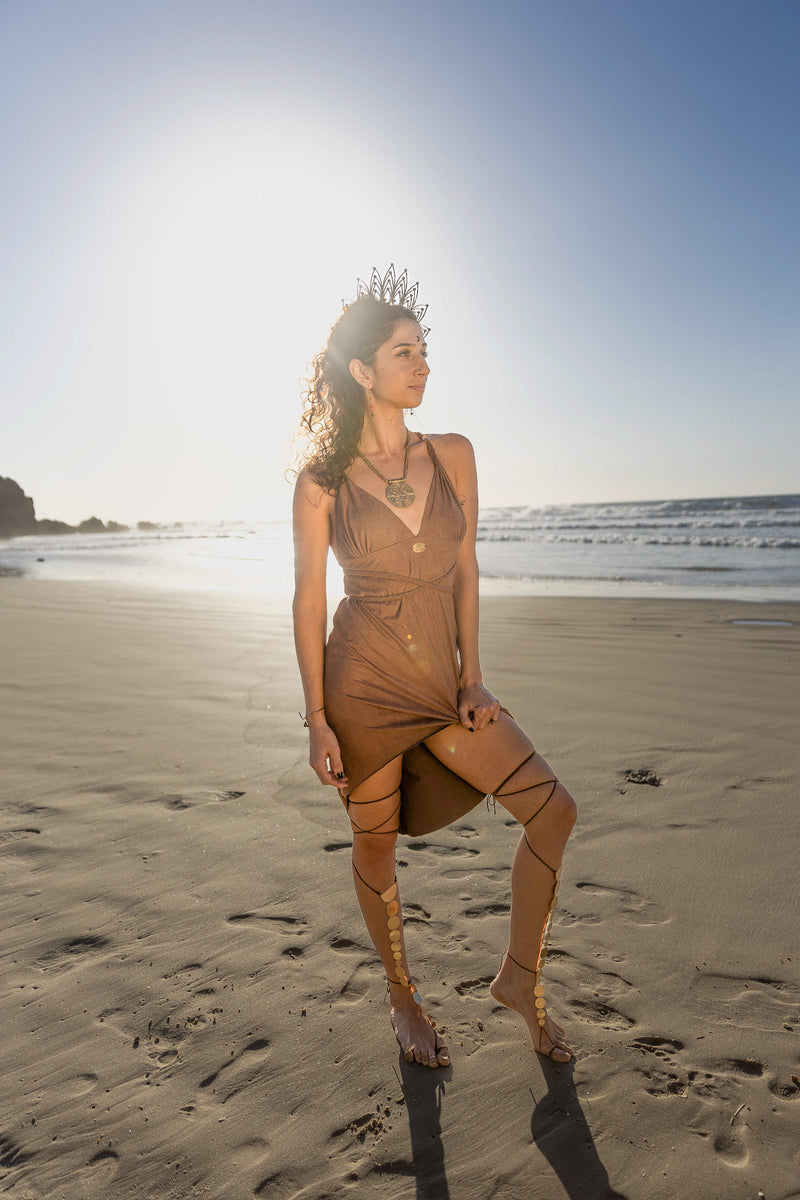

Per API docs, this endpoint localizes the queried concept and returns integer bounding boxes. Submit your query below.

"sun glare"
[70,111,427,519]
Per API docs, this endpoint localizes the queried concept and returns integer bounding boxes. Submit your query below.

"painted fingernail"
[336,772,344,780]
[468,727,474,733]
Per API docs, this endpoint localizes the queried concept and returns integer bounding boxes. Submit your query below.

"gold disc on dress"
[412,542,426,553]
[387,916,401,930]
[535,997,546,1009]
[386,900,399,916]
[533,985,545,997]
[385,479,415,508]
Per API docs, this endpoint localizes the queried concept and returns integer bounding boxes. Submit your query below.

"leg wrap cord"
[495,754,561,1034]
[345,786,402,835]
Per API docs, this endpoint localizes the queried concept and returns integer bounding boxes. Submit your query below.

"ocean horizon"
[2,492,799,602]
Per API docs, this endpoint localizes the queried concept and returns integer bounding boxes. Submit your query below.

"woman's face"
[362,319,430,410]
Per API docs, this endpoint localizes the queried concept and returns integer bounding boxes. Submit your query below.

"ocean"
[2,493,799,602]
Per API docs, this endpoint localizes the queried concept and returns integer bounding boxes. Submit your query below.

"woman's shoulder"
[425,432,475,471]
[294,467,336,512]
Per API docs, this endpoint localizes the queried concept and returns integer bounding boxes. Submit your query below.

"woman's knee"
[520,781,577,836]
[554,784,578,834]
[352,830,398,867]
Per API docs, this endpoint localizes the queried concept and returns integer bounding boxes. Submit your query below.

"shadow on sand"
[397,1055,452,1200]
[531,1057,628,1199]
[397,1053,626,1200]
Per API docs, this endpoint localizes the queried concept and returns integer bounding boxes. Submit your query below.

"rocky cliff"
[0,476,130,538]
[0,477,38,537]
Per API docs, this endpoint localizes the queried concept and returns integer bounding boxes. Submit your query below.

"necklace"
[355,431,415,508]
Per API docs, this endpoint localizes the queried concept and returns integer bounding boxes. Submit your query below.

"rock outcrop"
[0,477,38,537]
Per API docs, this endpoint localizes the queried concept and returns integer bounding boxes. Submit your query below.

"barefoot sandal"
[494,753,562,1045]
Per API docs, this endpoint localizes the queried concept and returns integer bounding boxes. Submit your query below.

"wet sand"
[1,579,798,1199]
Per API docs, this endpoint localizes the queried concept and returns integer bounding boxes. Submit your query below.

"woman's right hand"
[307,718,349,790]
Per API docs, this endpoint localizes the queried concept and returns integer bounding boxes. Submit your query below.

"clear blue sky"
[2,0,798,523]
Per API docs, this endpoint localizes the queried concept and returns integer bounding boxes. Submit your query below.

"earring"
[367,390,375,416]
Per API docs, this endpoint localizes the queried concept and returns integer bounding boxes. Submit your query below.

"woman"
[292,267,576,1068]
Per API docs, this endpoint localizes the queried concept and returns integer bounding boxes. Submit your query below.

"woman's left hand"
[458,681,501,732]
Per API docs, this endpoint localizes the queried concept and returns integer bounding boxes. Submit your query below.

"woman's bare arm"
[436,434,501,732]
[292,471,348,787]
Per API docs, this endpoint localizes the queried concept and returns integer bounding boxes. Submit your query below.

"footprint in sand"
[631,1036,688,1096]
[337,962,375,1004]
[85,1148,120,1175]
[454,824,479,838]
[440,864,508,884]
[405,840,479,859]
[575,881,670,926]
[710,1100,751,1169]
[151,789,245,810]
[0,1133,31,1171]
[0,827,40,848]
[34,935,110,972]
[689,970,800,1032]
[228,1137,271,1168]
[455,975,495,997]
[52,1073,99,1099]
[463,902,510,918]
[632,1034,760,1166]
[768,1073,800,1101]
[226,912,309,936]
[568,996,635,1031]
[404,901,432,926]
[197,1038,271,1105]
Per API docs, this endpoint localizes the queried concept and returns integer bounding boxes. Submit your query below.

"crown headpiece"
[352,264,429,337]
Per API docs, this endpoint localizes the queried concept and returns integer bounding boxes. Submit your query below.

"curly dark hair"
[297,295,422,492]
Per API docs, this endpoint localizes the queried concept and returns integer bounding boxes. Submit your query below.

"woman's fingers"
[458,685,501,732]
[309,730,348,787]
[458,701,476,731]
[471,700,502,732]
[313,761,348,787]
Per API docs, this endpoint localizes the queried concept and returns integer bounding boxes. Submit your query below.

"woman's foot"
[388,982,450,1068]
[490,954,572,1062]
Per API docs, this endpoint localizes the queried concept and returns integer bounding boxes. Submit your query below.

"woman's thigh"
[342,755,404,835]
[423,712,558,824]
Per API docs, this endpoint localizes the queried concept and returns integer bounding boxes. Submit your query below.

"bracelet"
[299,706,325,728]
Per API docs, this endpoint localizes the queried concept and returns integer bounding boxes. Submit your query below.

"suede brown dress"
[324,435,493,836]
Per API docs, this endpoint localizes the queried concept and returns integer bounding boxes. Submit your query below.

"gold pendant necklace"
[355,431,416,508]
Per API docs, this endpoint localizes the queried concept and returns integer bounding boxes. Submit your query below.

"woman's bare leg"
[424,716,577,1061]
[344,759,449,1068]
[489,753,576,1061]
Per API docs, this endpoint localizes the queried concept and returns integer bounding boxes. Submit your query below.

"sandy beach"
[1,578,798,1200]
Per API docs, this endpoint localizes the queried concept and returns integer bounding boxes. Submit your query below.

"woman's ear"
[349,358,372,388]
